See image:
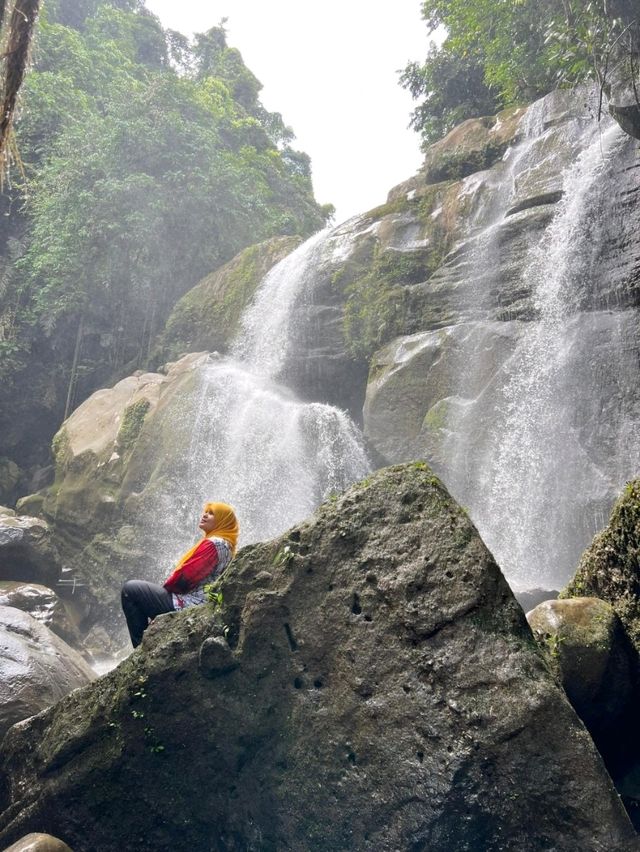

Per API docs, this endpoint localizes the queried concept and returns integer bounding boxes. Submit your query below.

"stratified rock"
[3,833,72,852]
[527,597,636,736]
[0,583,80,647]
[0,465,635,852]
[0,606,94,739]
[562,480,640,650]
[364,88,640,586]
[0,516,60,587]
[605,2,640,140]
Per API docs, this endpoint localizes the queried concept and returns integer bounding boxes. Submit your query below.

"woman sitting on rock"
[121,501,239,648]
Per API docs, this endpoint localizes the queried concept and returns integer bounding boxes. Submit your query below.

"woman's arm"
[163,539,218,594]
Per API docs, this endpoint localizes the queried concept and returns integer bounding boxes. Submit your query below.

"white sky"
[144,0,428,224]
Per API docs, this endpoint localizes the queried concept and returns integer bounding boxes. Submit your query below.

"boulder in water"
[0,605,95,739]
[0,465,635,851]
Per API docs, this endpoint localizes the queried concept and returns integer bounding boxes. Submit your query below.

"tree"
[402,0,636,146]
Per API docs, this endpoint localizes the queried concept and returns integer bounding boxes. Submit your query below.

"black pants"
[121,580,174,648]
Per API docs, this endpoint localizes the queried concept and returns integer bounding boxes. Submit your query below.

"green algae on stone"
[116,399,151,455]
[160,235,302,360]
[561,479,640,652]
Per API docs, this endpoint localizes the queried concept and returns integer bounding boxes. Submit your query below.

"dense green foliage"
[0,0,330,468]
[403,0,637,146]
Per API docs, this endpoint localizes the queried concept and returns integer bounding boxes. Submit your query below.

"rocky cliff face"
[0,465,636,851]
[14,87,640,624]
[359,89,640,589]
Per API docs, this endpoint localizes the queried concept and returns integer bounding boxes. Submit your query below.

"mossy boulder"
[160,235,301,360]
[419,108,525,185]
[561,480,640,651]
[36,353,210,624]
[527,597,637,737]
[0,464,635,851]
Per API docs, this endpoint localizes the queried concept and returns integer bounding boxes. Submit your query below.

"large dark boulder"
[0,465,635,851]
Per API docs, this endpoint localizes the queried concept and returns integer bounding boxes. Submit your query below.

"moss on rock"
[160,235,302,359]
[561,480,640,651]
[116,399,151,455]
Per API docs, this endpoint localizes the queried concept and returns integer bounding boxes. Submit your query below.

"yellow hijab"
[174,501,239,571]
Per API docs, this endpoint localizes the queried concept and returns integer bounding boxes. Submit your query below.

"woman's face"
[199,509,216,534]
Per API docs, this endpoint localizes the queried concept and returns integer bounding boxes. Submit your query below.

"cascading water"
[151,228,370,565]
[475,121,630,587]
[439,113,637,590]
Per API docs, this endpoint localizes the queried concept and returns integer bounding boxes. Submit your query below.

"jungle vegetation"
[402,0,640,146]
[0,0,330,468]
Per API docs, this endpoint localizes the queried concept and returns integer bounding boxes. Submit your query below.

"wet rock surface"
[0,583,79,646]
[0,606,95,739]
[0,465,635,851]
[0,516,60,588]
[528,597,636,736]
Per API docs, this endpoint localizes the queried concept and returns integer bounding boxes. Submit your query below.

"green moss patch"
[117,399,151,454]
[561,480,640,651]
[160,235,301,359]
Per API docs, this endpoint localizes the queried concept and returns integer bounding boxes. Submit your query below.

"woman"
[121,501,239,647]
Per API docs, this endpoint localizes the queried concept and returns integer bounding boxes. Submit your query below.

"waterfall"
[471,121,632,588]
[150,228,370,566]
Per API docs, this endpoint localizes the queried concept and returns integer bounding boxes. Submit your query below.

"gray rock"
[198,635,238,678]
[515,587,559,613]
[0,459,20,507]
[0,605,94,739]
[0,465,635,851]
[0,516,61,587]
[527,597,636,735]
[0,583,79,647]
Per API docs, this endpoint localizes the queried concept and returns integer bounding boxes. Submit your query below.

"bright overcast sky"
[144,0,428,224]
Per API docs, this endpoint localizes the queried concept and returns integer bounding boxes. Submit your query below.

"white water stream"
[467,120,633,588]
[158,229,370,558]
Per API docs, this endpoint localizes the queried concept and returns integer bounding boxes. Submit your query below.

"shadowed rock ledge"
[0,464,636,851]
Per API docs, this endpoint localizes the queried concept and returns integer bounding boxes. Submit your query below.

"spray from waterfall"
[150,227,370,568]
[475,121,628,588]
